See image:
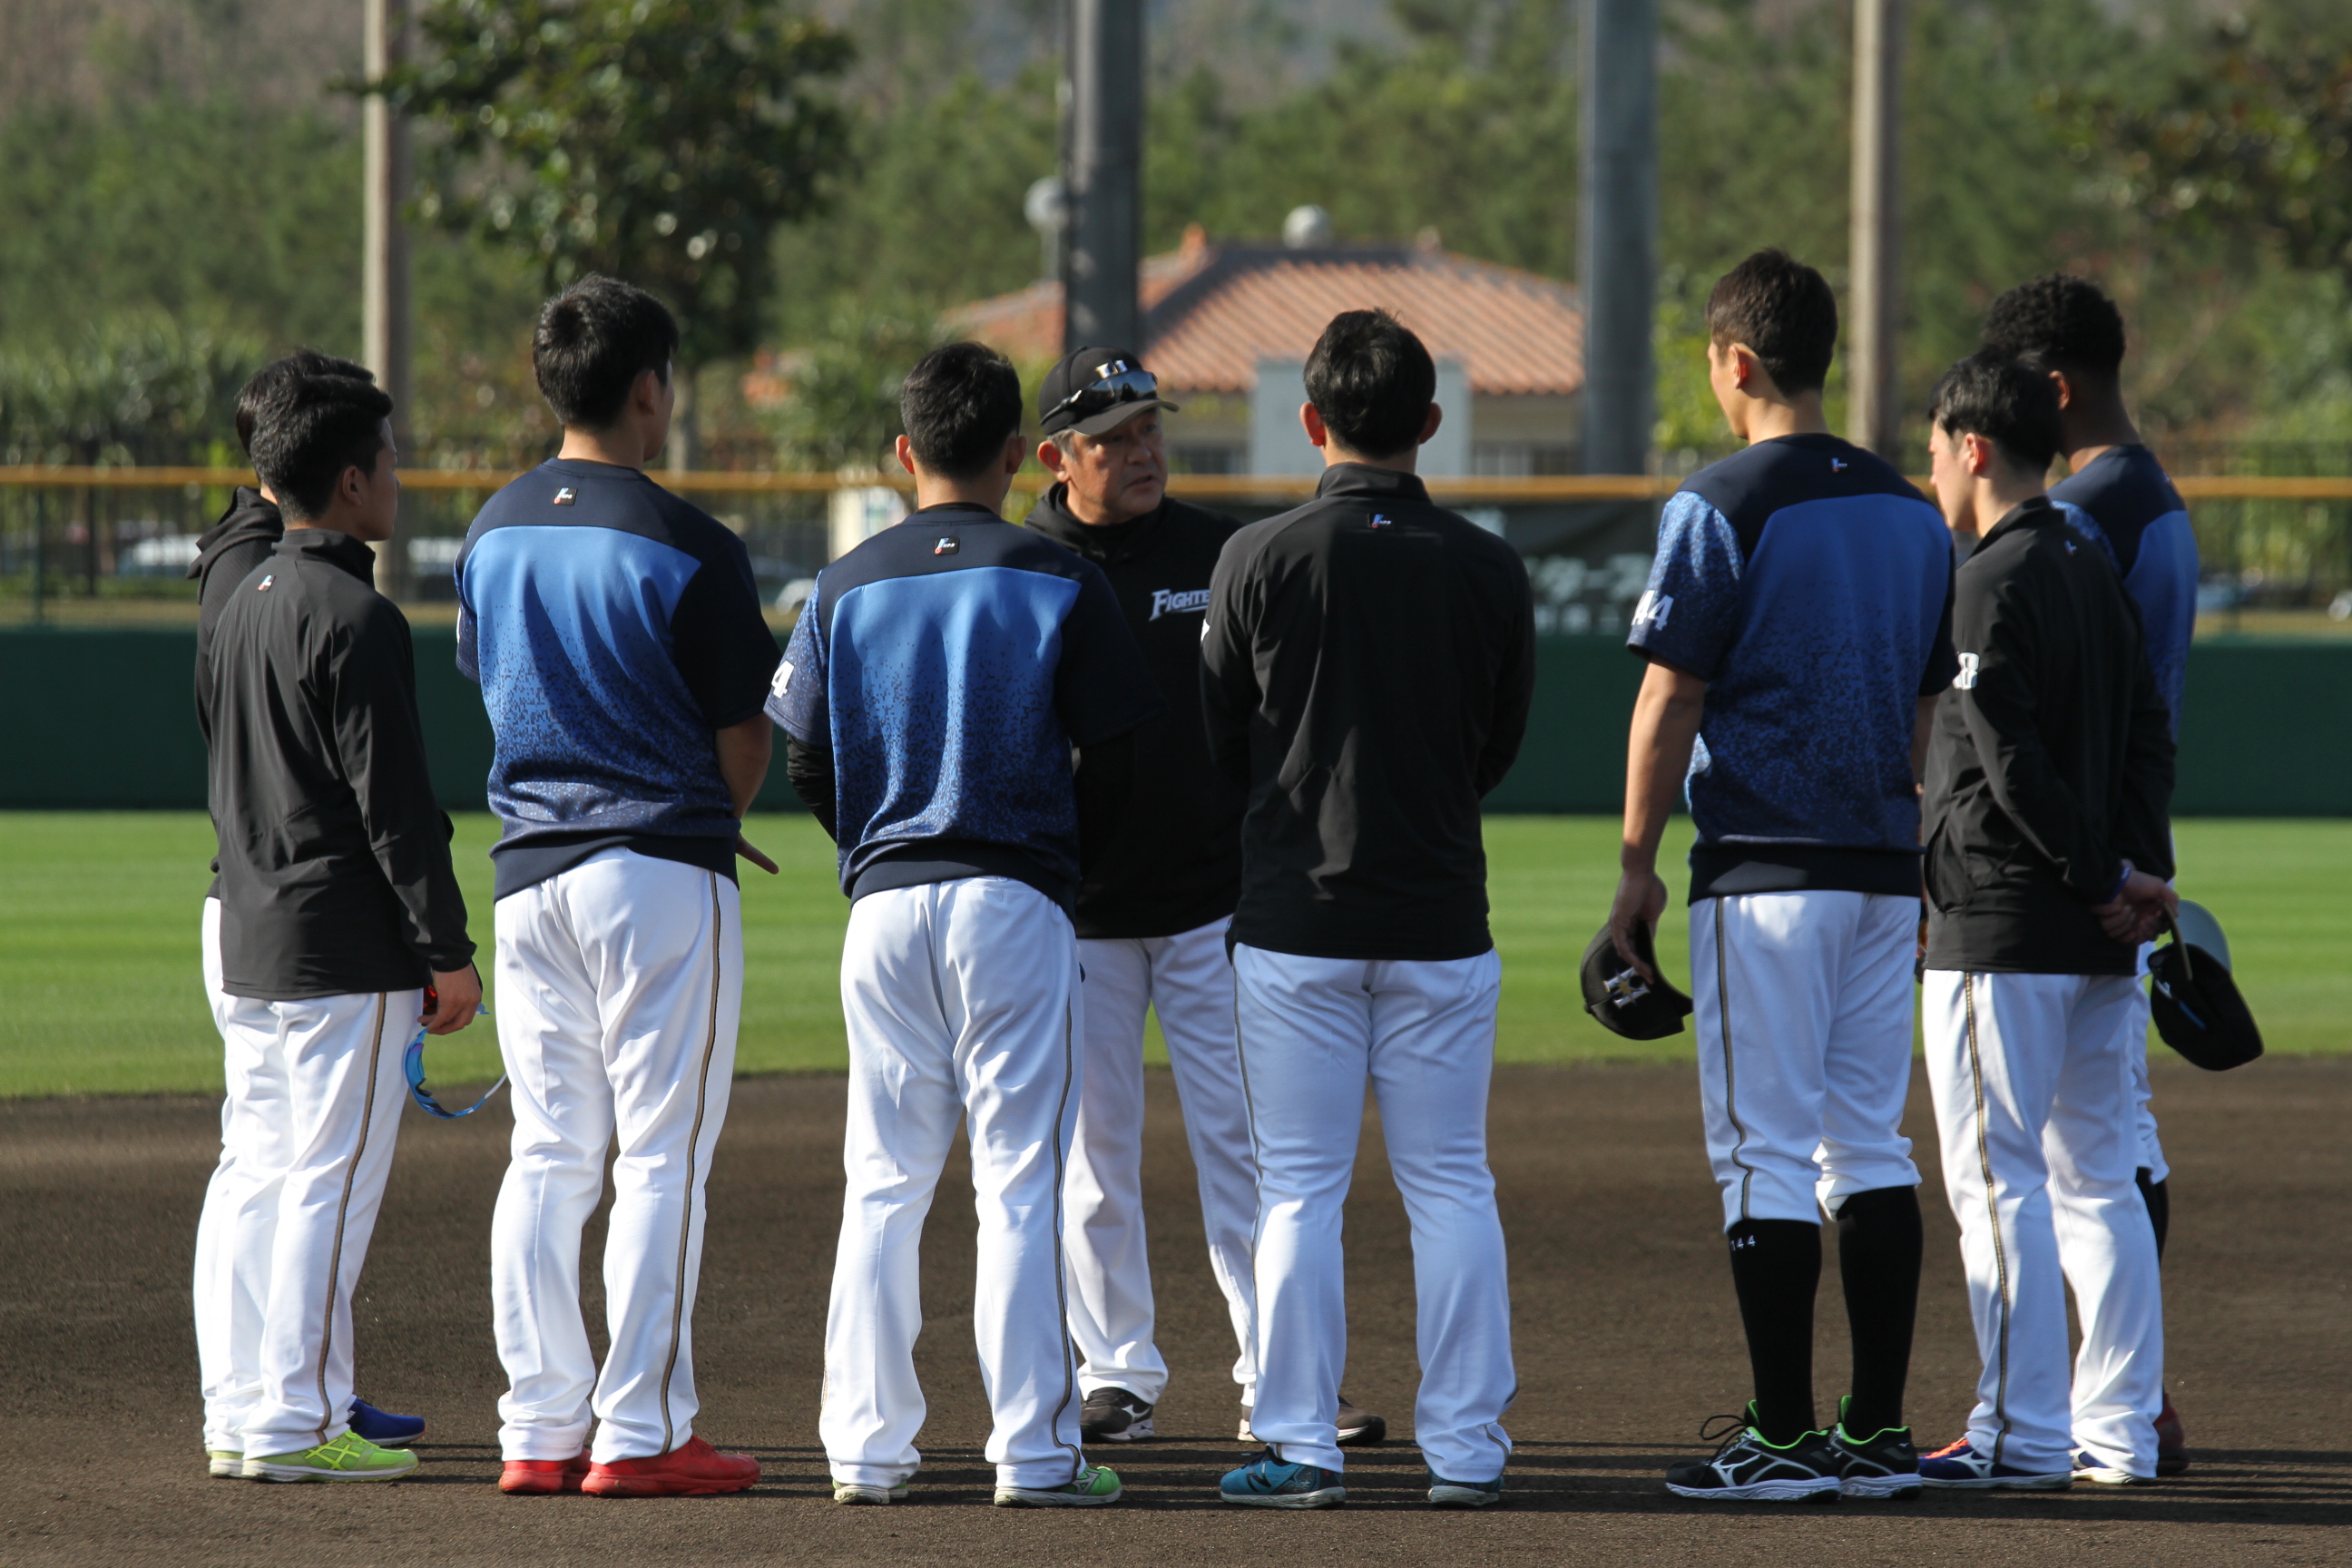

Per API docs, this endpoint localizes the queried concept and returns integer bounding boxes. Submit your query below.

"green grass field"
[0,813,2342,1096]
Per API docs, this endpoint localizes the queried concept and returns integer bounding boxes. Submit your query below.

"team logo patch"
[1602,965,1651,1009]
[256,574,273,592]
[1150,587,1211,622]
[1955,652,1981,690]
[935,536,959,555]
[1830,457,1849,472]
[553,487,576,505]
[1369,513,1393,528]
[1632,589,1672,630]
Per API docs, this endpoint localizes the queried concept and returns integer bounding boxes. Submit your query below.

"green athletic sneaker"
[207,1450,242,1479]
[994,1464,1122,1507]
[242,1430,419,1483]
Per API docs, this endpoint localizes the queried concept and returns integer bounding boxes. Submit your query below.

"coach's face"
[1053,409,1167,526]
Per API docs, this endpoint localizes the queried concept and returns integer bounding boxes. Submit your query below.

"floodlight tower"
[1063,0,1143,353]
[1579,0,1657,477]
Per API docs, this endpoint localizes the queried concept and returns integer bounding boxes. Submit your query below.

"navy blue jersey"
[456,458,781,897]
[1628,433,1957,900]
[770,504,1161,911]
[2049,446,2198,735]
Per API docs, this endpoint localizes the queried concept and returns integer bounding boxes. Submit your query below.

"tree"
[382,0,858,458]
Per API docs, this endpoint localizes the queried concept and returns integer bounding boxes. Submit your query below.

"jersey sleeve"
[768,581,829,746]
[669,535,782,728]
[453,540,481,684]
[1626,490,1745,681]
[1054,561,1164,747]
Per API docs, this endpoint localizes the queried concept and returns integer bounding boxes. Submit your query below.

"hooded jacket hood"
[191,485,283,586]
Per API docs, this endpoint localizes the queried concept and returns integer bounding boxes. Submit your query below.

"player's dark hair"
[236,351,372,457]
[898,341,1024,478]
[1303,308,1436,459]
[249,370,396,521]
[533,275,680,429]
[1980,273,2127,387]
[1927,351,2062,475]
[1706,249,1838,396]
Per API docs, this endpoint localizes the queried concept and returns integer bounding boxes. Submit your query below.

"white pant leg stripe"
[1713,907,1756,1222]
[654,873,724,1455]
[310,993,389,1447]
[1962,973,2017,1465]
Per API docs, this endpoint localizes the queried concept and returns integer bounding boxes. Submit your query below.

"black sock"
[1726,1219,1820,1444]
[1834,1185,1922,1437]
[2136,1167,2170,1259]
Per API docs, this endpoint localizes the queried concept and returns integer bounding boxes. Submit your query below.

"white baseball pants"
[1066,917,1258,1408]
[2128,941,2168,1181]
[1233,942,1513,1481]
[822,877,1089,1493]
[1690,893,1922,1230]
[192,895,418,1455]
[490,850,741,1465]
[1922,969,2163,1479]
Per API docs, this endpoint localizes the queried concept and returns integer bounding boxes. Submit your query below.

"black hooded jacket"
[1921,495,2176,975]
[205,528,474,998]
[1022,483,1246,939]
[191,486,286,895]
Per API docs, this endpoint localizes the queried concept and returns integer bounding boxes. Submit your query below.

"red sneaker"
[2154,1394,2189,1477]
[582,1436,760,1497]
[500,1450,592,1494]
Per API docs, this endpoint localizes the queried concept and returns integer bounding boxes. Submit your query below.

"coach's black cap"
[2148,901,2262,1071]
[1039,346,1180,437]
[1580,920,1693,1041]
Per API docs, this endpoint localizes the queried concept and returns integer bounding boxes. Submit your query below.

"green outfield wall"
[1,628,2344,815]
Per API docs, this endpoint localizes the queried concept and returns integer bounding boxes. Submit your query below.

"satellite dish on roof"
[1283,204,1333,249]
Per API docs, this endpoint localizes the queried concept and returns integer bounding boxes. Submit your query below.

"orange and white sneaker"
[582,1436,760,1497]
[500,1449,593,1494]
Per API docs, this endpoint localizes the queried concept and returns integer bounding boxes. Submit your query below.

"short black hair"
[1928,351,2062,475]
[1706,249,1838,396]
[236,351,372,457]
[533,275,680,428]
[899,342,1024,478]
[1980,273,2126,387]
[250,370,396,521]
[1303,309,1436,460]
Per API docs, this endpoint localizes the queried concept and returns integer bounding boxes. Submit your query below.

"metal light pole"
[363,0,414,590]
[1847,0,1905,458]
[1063,0,1143,353]
[1578,0,1658,476]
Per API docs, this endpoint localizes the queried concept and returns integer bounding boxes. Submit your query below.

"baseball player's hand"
[735,833,779,875]
[1609,867,1671,981]
[424,965,483,1035]
[2094,867,2177,945]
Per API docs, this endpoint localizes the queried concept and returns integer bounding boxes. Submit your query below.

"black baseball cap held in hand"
[2148,899,2263,1072]
[1039,346,1181,437]
[1581,920,1694,1041]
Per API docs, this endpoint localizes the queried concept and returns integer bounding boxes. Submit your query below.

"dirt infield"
[2,1058,2344,1567]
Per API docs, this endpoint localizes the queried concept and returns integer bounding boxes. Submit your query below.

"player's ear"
[894,434,917,476]
[1037,439,1066,477]
[1418,402,1443,446]
[2047,368,2073,412]
[1001,430,1027,475]
[1300,401,1328,448]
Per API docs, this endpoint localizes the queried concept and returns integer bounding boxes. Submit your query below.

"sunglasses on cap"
[1046,365,1161,426]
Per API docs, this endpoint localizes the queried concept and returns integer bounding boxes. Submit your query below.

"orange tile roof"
[947,227,1585,397]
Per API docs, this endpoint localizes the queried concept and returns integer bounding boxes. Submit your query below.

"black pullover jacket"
[1201,464,1536,961]
[1922,495,2176,975]
[1023,483,1245,939]
[205,528,475,998]
[191,486,285,897]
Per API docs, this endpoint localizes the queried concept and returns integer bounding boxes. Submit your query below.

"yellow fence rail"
[3,466,2349,502]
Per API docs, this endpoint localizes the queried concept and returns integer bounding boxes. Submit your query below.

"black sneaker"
[1080,1387,1156,1443]
[1337,1395,1387,1447]
[1830,1396,1921,1499]
[1664,1406,1843,1503]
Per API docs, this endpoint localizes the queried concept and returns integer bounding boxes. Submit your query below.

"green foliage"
[761,308,940,471]
[386,0,858,366]
[0,317,264,466]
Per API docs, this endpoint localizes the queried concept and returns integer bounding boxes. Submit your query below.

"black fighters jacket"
[1921,495,2176,975]
[204,528,475,998]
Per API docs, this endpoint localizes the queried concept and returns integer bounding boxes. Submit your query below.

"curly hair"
[1980,274,2125,385]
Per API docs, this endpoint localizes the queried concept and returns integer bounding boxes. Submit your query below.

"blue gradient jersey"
[456,458,781,898]
[770,504,1160,911]
[1628,433,1958,900]
[2049,446,2198,735]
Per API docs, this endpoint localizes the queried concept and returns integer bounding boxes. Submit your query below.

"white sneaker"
[834,1480,909,1504]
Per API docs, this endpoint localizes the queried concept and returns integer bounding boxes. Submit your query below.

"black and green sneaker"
[1663,1405,1842,1503]
[1830,1396,1921,1498]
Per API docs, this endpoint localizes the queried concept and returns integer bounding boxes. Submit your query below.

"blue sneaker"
[348,1397,426,1447]
[1427,1472,1505,1508]
[1918,1436,2070,1491]
[1220,1447,1346,1509]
